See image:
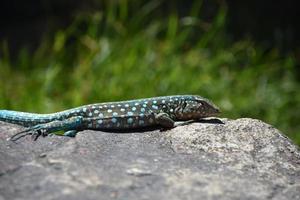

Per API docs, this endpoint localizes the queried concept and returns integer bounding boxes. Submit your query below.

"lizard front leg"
[155,113,175,128]
[155,113,195,129]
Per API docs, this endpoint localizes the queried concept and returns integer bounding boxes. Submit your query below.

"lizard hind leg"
[8,116,83,141]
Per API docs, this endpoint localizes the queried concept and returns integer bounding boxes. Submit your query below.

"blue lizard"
[0,95,220,141]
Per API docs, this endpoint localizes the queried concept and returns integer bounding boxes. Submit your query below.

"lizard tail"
[0,110,55,126]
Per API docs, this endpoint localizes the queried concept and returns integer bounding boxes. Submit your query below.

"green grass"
[1,1,299,145]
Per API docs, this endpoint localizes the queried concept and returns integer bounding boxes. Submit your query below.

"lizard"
[0,95,220,141]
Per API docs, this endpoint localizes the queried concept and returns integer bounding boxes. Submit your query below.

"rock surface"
[0,118,299,200]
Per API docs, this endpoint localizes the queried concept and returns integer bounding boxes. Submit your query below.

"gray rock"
[0,118,299,200]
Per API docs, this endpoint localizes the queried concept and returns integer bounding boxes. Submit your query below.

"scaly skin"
[0,95,220,141]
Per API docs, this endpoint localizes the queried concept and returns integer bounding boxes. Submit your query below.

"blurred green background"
[0,1,299,145]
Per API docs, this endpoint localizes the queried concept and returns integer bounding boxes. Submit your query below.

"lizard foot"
[9,125,49,141]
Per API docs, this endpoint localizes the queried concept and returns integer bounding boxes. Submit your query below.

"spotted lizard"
[0,95,220,141]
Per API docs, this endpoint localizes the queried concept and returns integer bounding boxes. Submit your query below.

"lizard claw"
[31,128,48,141]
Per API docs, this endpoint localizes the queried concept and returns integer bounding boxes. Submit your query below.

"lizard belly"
[69,101,161,130]
[84,114,157,130]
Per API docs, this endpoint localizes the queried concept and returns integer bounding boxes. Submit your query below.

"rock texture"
[0,118,299,200]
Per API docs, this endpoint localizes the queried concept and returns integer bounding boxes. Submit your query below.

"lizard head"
[174,95,220,120]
